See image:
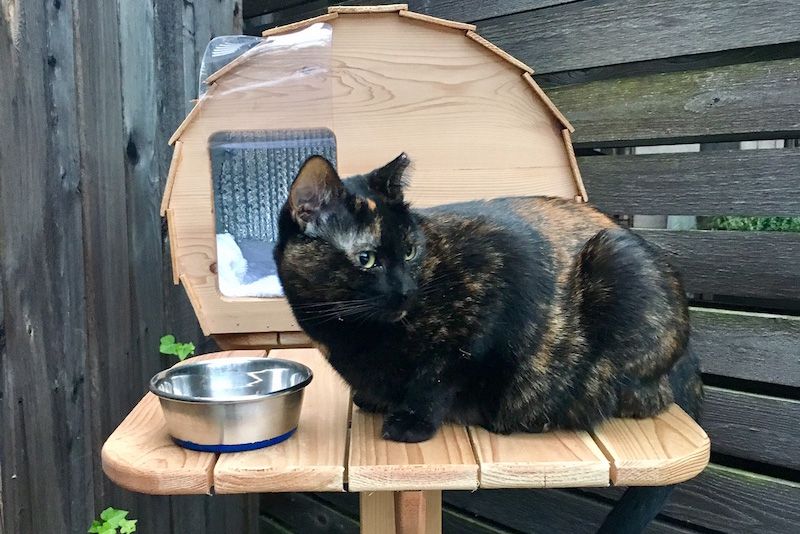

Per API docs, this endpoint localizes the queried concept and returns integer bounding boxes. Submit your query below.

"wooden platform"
[102,349,709,496]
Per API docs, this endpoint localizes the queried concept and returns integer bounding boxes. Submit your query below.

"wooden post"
[360,491,442,534]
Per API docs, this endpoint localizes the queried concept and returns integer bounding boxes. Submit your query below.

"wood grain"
[101,351,264,495]
[523,72,573,131]
[704,387,800,470]
[213,349,351,493]
[101,392,217,495]
[348,412,478,491]
[692,308,800,387]
[477,0,800,74]
[445,487,690,534]
[261,12,338,37]
[591,404,709,486]
[561,128,588,202]
[329,4,408,13]
[469,428,609,488]
[466,30,534,74]
[639,229,800,301]
[160,141,183,216]
[213,332,280,350]
[360,491,396,534]
[168,11,577,335]
[588,464,800,534]
[579,147,800,217]
[398,9,476,31]
[278,331,314,346]
[549,57,800,146]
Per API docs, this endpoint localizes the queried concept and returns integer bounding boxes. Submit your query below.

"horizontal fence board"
[638,230,800,301]
[580,148,800,216]
[477,0,800,74]
[261,493,358,533]
[330,1,574,23]
[704,387,800,471]
[588,464,800,534]
[307,492,516,533]
[549,57,800,146]
[444,489,692,533]
[692,308,800,387]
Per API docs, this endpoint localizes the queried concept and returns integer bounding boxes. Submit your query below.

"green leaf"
[175,342,196,360]
[120,519,138,533]
[88,520,103,533]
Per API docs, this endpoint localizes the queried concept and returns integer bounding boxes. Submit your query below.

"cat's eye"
[404,244,417,261]
[358,250,377,268]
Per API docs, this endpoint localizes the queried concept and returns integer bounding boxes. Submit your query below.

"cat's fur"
[275,154,703,442]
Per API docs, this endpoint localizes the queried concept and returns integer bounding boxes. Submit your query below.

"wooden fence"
[2,1,797,533]
[247,1,800,533]
[0,2,259,533]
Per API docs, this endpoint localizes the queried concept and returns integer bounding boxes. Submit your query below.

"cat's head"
[275,153,424,324]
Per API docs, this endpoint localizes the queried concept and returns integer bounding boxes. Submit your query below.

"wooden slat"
[469,428,608,488]
[523,72,573,132]
[466,30,534,74]
[213,332,280,350]
[579,147,800,216]
[444,488,692,534]
[348,412,478,492]
[704,387,800,470]
[591,405,709,486]
[549,57,800,145]
[477,0,800,74]
[398,9,476,31]
[213,349,350,493]
[278,331,313,346]
[589,464,800,534]
[260,12,338,37]
[692,308,800,387]
[101,351,262,495]
[101,393,217,495]
[160,141,183,216]
[329,1,575,24]
[639,229,800,300]
[329,4,408,14]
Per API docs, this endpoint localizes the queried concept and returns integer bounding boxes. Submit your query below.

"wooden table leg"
[360,491,442,534]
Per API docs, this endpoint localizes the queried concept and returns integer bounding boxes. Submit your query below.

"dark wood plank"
[704,387,800,470]
[692,308,800,387]
[312,492,516,533]
[0,3,92,531]
[444,489,691,533]
[549,57,800,146]
[589,464,800,534]
[262,493,359,533]
[334,1,574,22]
[580,147,800,217]
[638,230,800,301]
[477,0,800,74]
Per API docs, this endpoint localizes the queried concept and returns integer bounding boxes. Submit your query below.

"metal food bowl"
[149,357,313,452]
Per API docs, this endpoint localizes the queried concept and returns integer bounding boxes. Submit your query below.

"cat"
[274,153,703,443]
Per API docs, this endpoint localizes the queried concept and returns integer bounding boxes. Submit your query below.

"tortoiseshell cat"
[275,154,702,443]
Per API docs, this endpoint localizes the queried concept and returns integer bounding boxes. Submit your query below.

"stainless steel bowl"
[149,357,313,452]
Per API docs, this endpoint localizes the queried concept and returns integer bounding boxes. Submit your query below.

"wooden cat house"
[161,4,587,350]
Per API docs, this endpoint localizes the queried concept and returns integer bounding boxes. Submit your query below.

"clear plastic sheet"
[200,24,335,298]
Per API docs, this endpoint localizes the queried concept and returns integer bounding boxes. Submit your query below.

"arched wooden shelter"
[161,3,586,349]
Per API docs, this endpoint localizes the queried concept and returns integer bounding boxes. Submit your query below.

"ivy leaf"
[120,519,138,534]
[88,520,103,533]
[175,342,196,361]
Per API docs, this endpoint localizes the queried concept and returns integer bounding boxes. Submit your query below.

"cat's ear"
[366,152,410,202]
[289,155,344,227]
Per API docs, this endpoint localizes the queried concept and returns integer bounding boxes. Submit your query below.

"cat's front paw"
[382,411,437,443]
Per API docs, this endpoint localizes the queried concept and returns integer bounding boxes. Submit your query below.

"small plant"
[88,507,137,534]
[160,334,196,361]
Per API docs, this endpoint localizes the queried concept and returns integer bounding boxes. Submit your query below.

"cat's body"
[275,154,702,442]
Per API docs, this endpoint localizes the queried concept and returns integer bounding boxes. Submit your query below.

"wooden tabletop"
[102,349,709,495]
